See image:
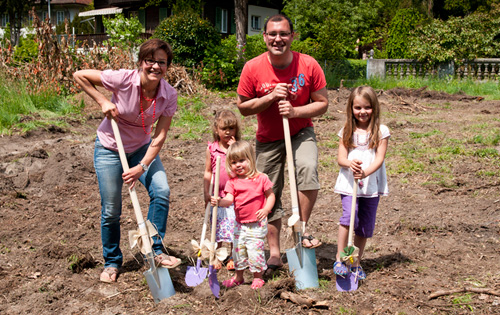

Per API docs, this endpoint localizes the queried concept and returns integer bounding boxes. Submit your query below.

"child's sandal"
[251,278,265,289]
[222,277,243,288]
[333,261,349,277]
[350,266,367,280]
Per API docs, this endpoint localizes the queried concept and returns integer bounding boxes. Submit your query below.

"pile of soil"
[0,87,498,314]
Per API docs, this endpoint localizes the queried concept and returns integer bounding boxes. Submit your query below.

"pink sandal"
[251,278,265,289]
[222,277,243,288]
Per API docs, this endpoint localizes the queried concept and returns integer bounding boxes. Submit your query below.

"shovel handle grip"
[111,119,153,255]
[210,156,221,264]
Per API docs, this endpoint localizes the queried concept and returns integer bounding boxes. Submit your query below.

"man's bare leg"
[299,189,321,247]
[266,218,283,266]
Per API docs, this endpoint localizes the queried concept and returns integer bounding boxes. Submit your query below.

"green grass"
[348,76,500,100]
[0,72,83,135]
[171,96,210,140]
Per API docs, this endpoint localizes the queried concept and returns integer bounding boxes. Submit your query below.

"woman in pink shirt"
[73,39,180,283]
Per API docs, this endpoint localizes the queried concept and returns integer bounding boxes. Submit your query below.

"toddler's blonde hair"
[225,140,258,178]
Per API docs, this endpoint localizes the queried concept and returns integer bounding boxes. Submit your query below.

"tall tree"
[234,0,248,61]
[0,0,43,45]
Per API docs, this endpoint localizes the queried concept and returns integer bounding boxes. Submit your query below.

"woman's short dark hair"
[263,14,293,34]
[138,39,174,67]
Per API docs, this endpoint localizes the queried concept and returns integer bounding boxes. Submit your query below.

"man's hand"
[278,99,295,118]
[270,83,291,102]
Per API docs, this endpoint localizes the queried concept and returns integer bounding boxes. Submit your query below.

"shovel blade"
[144,266,176,303]
[208,265,220,298]
[335,272,358,292]
[185,259,208,287]
[286,247,319,290]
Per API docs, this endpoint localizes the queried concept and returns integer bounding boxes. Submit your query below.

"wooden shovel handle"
[110,119,153,256]
[347,179,358,247]
[283,116,300,213]
[210,156,221,264]
[199,175,213,246]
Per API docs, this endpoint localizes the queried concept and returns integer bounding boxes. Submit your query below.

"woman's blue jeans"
[94,137,170,269]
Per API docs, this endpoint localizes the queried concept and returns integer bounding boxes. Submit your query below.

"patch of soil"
[0,87,499,314]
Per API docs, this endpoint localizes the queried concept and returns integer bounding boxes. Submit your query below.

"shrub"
[324,59,367,88]
[153,11,220,67]
[102,14,144,49]
[408,8,500,64]
[13,32,37,63]
[386,8,423,59]
[198,34,266,90]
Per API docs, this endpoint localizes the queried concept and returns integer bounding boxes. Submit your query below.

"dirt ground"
[0,87,499,315]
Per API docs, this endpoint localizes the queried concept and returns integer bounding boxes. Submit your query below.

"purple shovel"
[208,156,221,297]
[336,179,360,292]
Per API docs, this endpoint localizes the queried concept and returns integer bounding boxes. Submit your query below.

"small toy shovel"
[336,178,360,292]
[185,176,213,287]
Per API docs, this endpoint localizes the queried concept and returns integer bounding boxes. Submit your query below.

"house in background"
[81,0,282,36]
[35,0,93,26]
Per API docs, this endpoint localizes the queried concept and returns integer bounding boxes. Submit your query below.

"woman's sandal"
[301,234,322,248]
[100,267,119,283]
[333,261,349,277]
[222,277,243,288]
[154,253,182,269]
[251,278,265,289]
[350,266,367,280]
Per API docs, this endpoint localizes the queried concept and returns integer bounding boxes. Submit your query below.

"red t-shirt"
[237,51,326,143]
[224,173,273,223]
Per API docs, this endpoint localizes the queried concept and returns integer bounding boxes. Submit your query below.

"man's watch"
[139,162,149,172]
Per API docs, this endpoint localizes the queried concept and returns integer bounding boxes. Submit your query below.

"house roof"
[43,0,93,4]
[78,7,123,17]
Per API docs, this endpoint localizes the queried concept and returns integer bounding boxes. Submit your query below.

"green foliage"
[199,34,266,90]
[153,11,220,67]
[324,59,367,88]
[171,96,209,140]
[408,9,500,64]
[386,8,423,58]
[13,32,37,62]
[102,14,144,48]
[283,0,384,60]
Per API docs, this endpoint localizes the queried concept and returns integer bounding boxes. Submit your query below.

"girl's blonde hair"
[343,86,381,150]
[212,110,241,141]
[225,140,258,178]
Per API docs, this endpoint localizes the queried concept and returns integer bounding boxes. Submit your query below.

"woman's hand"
[101,100,119,120]
[122,165,144,189]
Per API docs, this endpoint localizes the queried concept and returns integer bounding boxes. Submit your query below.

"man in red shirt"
[237,14,329,270]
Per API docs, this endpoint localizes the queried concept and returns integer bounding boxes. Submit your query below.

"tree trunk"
[234,0,248,61]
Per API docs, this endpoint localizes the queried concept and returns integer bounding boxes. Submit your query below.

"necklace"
[140,88,157,135]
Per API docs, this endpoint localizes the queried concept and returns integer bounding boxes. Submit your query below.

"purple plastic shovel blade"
[208,265,220,298]
[336,272,359,292]
[185,259,208,287]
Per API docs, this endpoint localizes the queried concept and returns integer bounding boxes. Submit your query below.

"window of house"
[1,14,9,27]
[251,15,261,31]
[42,11,48,22]
[56,11,64,25]
[221,8,228,33]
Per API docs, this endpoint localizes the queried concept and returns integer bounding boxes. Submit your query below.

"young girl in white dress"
[333,86,390,280]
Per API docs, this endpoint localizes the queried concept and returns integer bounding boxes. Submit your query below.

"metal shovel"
[208,156,221,297]
[282,116,319,290]
[185,176,213,286]
[111,119,175,303]
[336,178,360,292]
